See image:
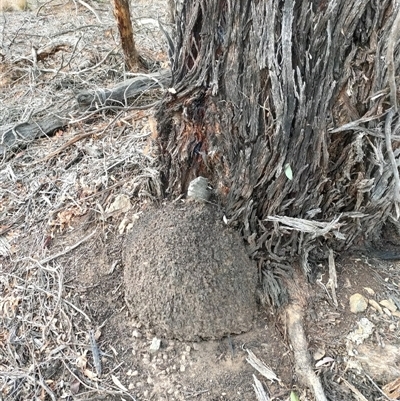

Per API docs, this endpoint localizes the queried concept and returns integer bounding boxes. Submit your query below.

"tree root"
[284,270,328,401]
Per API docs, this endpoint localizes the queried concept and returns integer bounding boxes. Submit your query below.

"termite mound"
[123,201,258,341]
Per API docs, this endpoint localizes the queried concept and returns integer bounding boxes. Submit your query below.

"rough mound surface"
[123,202,258,341]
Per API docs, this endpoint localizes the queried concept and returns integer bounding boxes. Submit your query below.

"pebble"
[128,383,134,390]
[180,364,186,372]
[383,307,392,317]
[313,348,325,361]
[185,345,191,353]
[136,382,143,388]
[132,329,142,338]
[349,293,368,313]
[380,299,397,312]
[363,287,375,296]
[150,337,161,353]
[147,376,153,384]
[346,317,374,344]
[368,299,383,314]
[132,370,139,376]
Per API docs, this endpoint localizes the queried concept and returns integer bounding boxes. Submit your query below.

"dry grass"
[0,1,170,399]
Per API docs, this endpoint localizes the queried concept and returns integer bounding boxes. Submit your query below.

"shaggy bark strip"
[156,0,400,305]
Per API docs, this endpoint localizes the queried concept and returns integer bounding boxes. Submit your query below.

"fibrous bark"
[156,0,400,305]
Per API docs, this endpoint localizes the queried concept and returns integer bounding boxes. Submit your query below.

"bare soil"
[1,2,400,401]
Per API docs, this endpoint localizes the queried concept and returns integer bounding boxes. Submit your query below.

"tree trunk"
[113,0,141,71]
[156,0,400,305]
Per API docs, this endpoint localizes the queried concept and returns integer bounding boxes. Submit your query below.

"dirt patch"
[3,204,400,400]
[45,224,400,400]
[123,201,258,341]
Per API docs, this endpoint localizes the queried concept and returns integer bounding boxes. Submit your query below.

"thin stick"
[28,131,96,166]
[75,0,102,23]
[40,229,97,265]
[340,377,369,401]
[364,373,392,401]
[327,249,338,307]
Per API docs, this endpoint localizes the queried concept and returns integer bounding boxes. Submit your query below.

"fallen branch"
[0,70,171,156]
[75,70,171,109]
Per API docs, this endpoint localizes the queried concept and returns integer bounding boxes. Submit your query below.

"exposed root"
[284,270,328,401]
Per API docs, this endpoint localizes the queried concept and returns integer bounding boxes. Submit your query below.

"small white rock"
[380,299,397,312]
[132,329,142,338]
[187,176,211,202]
[150,337,161,353]
[349,293,368,313]
[313,348,325,361]
[180,364,186,372]
[368,299,383,314]
[383,307,392,317]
